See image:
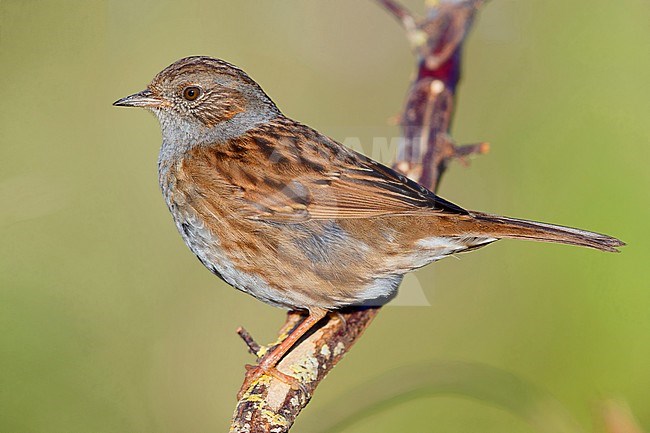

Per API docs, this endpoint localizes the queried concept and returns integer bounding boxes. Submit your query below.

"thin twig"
[374,0,419,40]
[236,327,262,357]
[375,0,414,24]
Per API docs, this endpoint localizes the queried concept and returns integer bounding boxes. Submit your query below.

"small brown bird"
[114,56,623,394]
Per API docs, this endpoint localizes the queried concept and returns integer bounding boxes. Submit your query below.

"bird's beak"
[113,89,161,108]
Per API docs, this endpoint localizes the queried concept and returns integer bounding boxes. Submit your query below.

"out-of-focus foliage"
[1,1,648,432]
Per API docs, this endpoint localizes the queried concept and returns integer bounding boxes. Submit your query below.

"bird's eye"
[182,86,202,101]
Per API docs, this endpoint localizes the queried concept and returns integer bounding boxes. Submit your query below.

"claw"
[238,364,306,400]
[236,309,327,400]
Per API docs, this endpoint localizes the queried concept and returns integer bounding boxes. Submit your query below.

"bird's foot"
[237,363,306,400]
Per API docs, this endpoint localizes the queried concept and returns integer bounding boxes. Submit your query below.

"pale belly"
[169,203,305,309]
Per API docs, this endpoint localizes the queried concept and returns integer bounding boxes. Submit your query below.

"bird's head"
[114,56,280,145]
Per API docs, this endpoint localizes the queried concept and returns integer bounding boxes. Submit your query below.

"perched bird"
[114,56,623,394]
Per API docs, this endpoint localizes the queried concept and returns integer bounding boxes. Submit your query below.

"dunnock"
[114,56,623,394]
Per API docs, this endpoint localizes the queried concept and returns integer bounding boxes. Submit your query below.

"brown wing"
[187,117,468,223]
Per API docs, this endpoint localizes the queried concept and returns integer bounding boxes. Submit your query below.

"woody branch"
[229,1,488,431]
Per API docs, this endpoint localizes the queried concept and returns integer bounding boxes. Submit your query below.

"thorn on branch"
[456,141,490,157]
[452,141,490,166]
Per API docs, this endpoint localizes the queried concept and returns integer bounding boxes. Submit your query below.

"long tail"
[468,211,625,252]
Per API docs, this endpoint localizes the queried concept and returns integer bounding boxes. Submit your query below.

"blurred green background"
[1,1,648,432]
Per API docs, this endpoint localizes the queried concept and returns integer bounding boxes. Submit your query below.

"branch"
[229,1,487,431]
[392,0,489,191]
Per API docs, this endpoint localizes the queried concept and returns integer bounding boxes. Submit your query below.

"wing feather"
[189,117,468,223]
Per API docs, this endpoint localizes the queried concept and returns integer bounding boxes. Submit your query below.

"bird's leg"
[238,308,327,399]
[254,310,305,360]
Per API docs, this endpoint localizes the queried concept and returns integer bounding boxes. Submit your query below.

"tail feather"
[469,211,625,253]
